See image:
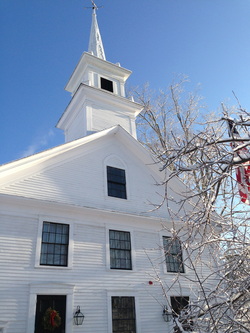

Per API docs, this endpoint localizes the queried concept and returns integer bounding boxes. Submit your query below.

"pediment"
[0,126,190,218]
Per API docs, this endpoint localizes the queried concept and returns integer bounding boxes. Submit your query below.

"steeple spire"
[88,2,106,60]
[57,1,143,142]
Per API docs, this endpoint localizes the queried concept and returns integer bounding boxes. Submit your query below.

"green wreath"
[42,307,61,331]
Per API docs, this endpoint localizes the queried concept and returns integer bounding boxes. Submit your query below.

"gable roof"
[0,125,161,187]
[0,125,196,220]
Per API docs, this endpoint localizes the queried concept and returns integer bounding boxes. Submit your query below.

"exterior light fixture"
[74,306,84,325]
[162,306,173,322]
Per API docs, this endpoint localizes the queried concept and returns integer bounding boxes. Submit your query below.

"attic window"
[107,166,127,199]
[101,77,114,92]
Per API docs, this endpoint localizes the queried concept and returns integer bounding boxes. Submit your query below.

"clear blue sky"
[1,0,250,165]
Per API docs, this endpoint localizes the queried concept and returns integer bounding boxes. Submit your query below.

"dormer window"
[101,77,113,92]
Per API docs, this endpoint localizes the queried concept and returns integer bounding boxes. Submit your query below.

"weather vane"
[84,0,103,10]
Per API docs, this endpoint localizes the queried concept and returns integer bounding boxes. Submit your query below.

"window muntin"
[109,230,132,270]
[112,296,136,333]
[170,296,193,332]
[40,222,69,267]
[101,77,114,92]
[163,237,184,273]
[107,166,127,199]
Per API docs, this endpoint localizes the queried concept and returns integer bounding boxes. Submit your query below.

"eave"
[56,83,143,130]
[65,52,132,94]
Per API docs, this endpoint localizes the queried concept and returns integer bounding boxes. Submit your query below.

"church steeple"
[56,4,143,142]
[88,7,106,60]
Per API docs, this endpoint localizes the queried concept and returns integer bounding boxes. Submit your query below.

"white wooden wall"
[0,195,210,333]
[0,132,213,332]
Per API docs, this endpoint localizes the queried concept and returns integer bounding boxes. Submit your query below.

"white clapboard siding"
[0,215,37,333]
[0,200,214,333]
[0,137,169,219]
[0,127,215,332]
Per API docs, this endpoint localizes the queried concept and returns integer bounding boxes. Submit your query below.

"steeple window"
[101,77,114,93]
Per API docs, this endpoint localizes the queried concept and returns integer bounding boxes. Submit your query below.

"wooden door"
[34,295,66,333]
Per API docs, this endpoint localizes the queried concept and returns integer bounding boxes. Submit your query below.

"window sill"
[163,271,186,275]
[107,268,136,273]
[107,195,128,200]
[34,265,72,270]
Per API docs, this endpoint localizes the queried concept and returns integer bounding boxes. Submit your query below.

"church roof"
[0,125,197,220]
[0,125,159,187]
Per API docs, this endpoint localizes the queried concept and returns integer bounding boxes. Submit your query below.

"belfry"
[56,6,142,142]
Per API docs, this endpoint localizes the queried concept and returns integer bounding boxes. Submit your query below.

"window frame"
[170,296,193,332]
[35,217,73,269]
[100,77,114,93]
[162,236,185,273]
[109,229,132,270]
[107,165,127,200]
[40,221,69,267]
[170,296,190,317]
[111,296,136,333]
[107,291,141,333]
[106,226,136,271]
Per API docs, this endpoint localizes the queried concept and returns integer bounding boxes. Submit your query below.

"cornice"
[65,52,131,93]
[57,83,143,130]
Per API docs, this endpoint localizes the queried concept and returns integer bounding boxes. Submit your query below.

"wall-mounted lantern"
[74,306,84,325]
[162,306,173,322]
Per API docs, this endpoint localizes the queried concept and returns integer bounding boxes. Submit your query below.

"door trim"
[27,283,75,333]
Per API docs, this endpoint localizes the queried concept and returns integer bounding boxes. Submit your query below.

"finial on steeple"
[87,1,106,60]
[84,0,103,11]
[90,0,99,11]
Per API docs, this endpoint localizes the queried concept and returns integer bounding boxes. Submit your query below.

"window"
[112,296,136,333]
[40,222,69,267]
[109,230,132,270]
[101,77,114,92]
[34,295,66,333]
[107,166,127,199]
[163,237,184,273]
[170,296,193,332]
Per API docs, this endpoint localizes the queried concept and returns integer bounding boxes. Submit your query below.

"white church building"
[0,7,210,333]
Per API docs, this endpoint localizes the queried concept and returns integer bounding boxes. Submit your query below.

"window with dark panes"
[101,77,114,92]
[112,296,136,333]
[170,296,193,332]
[40,222,69,267]
[163,236,184,273]
[109,230,132,270]
[107,166,127,199]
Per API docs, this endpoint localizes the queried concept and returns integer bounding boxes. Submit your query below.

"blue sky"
[1,0,250,165]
